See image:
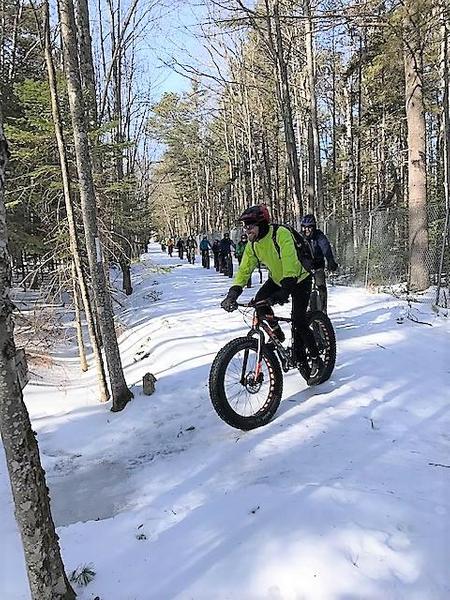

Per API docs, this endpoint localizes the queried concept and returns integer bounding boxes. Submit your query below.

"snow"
[1,244,449,600]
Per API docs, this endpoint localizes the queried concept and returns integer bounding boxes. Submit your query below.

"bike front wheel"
[209,337,283,430]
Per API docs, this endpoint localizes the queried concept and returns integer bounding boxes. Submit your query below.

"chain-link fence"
[324,203,450,307]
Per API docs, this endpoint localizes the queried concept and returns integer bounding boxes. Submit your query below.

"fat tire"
[209,337,283,430]
[306,310,336,385]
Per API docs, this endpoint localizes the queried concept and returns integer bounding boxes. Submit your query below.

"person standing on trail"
[300,214,338,313]
[167,238,174,257]
[219,233,235,273]
[185,234,197,263]
[176,237,185,259]
[220,204,322,381]
[212,239,221,271]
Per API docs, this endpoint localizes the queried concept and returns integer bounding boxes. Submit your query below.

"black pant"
[201,249,210,268]
[254,277,318,362]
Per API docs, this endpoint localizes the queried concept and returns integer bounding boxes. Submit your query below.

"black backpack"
[271,224,314,272]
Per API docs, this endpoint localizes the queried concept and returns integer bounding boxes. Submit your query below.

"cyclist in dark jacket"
[300,214,338,313]
[234,233,248,264]
[220,205,321,381]
[199,236,212,268]
[219,233,235,273]
[212,239,221,271]
[185,235,197,263]
[235,233,251,288]
[176,238,184,259]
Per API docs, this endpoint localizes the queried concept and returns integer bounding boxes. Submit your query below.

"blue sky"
[143,1,210,98]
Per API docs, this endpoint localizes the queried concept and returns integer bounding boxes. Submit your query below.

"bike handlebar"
[236,300,270,308]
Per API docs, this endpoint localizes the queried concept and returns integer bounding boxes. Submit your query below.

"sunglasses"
[243,223,258,230]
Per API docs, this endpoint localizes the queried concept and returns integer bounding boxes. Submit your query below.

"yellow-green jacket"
[233,225,310,288]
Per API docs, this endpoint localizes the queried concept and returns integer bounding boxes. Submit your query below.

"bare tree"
[58,0,133,412]
[0,111,75,600]
[303,0,324,217]
[39,0,109,401]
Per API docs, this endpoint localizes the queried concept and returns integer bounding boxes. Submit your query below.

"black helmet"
[300,214,316,228]
[224,232,230,238]
[239,204,270,225]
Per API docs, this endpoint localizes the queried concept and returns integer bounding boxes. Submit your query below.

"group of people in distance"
[162,232,245,275]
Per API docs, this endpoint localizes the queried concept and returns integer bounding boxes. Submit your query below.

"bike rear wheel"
[306,310,336,385]
[209,337,283,430]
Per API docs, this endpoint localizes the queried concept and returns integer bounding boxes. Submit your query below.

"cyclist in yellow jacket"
[220,204,322,379]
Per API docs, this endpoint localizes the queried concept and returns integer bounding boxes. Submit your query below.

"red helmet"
[239,204,270,225]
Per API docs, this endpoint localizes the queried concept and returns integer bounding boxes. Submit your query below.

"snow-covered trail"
[1,245,449,600]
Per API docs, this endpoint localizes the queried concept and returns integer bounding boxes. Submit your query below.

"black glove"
[328,261,338,272]
[221,285,242,312]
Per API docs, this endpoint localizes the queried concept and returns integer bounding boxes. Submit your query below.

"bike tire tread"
[306,310,336,386]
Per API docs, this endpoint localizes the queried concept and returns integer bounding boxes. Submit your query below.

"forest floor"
[1,245,449,600]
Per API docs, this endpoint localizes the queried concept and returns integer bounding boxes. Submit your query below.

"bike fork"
[241,329,265,383]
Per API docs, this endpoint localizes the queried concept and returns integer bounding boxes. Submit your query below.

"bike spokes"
[224,346,271,417]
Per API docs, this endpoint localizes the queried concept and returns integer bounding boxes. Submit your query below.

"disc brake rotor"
[244,370,264,393]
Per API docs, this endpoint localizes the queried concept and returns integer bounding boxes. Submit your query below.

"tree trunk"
[72,261,88,372]
[303,0,324,219]
[403,1,430,290]
[42,0,109,401]
[75,0,97,125]
[58,0,132,411]
[7,0,24,82]
[343,77,358,249]
[440,0,450,214]
[120,257,132,295]
[0,109,76,600]
[267,0,302,217]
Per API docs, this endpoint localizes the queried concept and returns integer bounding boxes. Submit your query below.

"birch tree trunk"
[58,0,132,411]
[0,111,76,600]
[403,0,430,290]
[7,0,24,82]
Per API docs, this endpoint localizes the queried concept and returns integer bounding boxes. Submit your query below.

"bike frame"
[237,301,295,376]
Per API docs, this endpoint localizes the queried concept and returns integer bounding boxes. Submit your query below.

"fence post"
[435,206,450,306]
